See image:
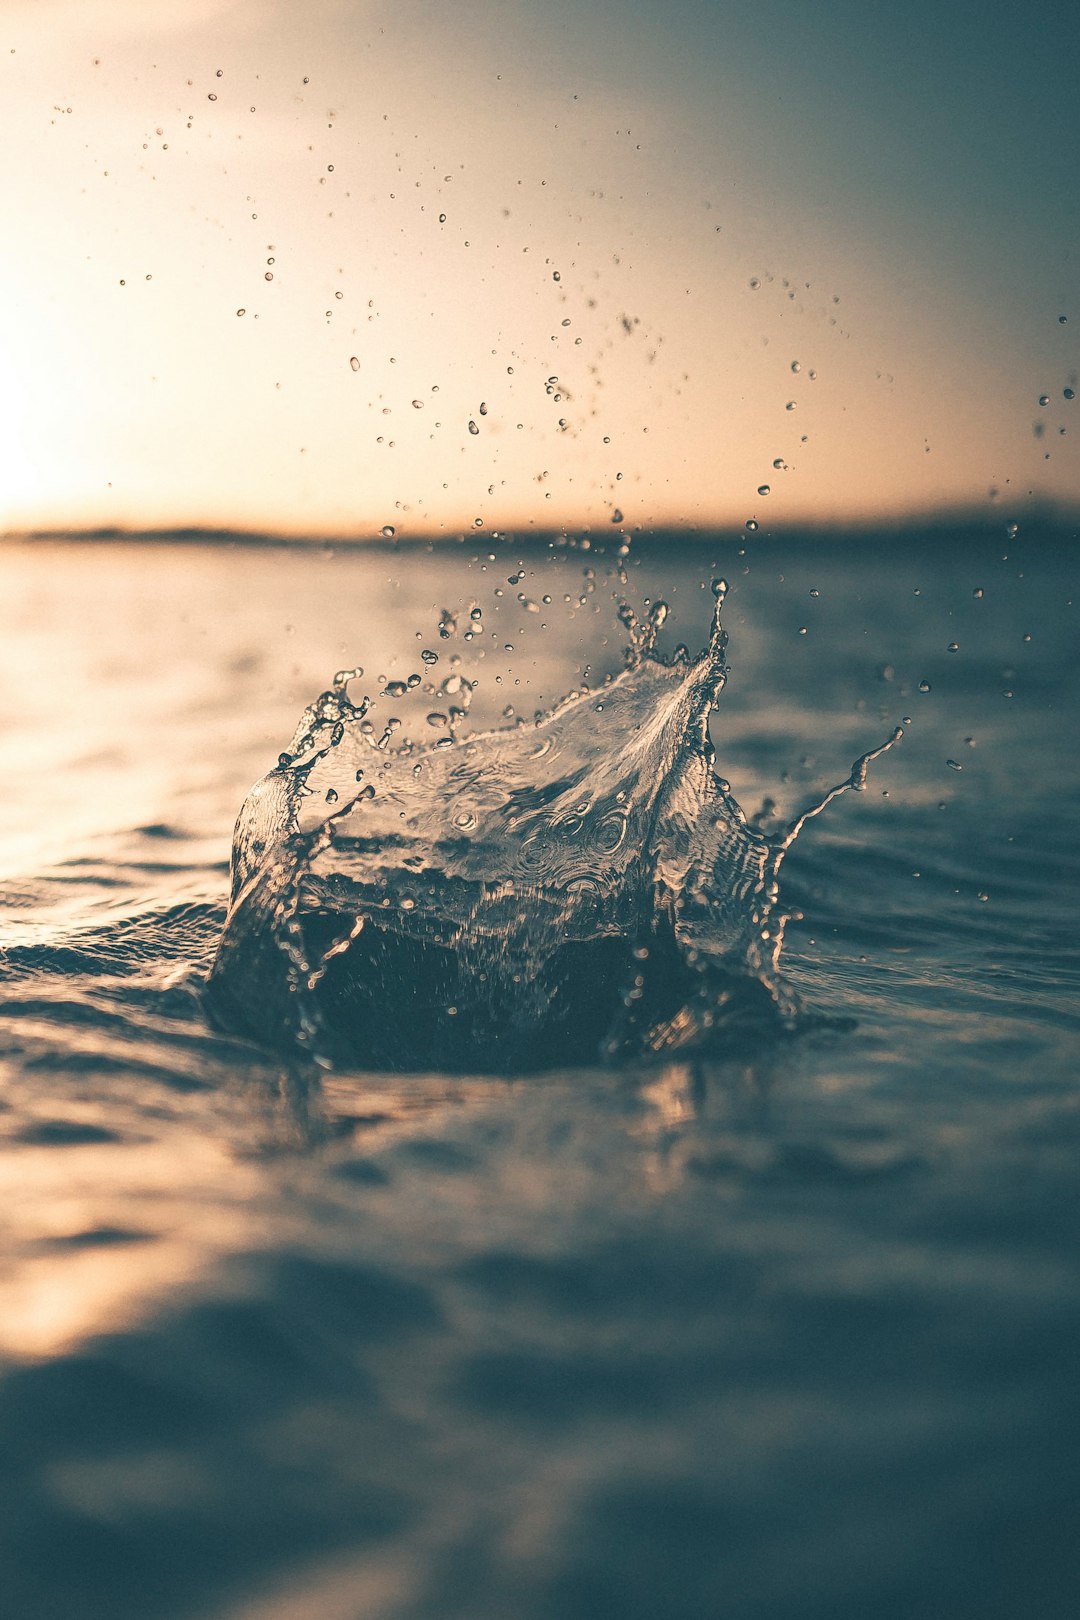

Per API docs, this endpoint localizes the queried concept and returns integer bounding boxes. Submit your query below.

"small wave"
[206,584,901,1072]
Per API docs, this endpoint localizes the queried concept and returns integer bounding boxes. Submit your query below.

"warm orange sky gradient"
[2,0,1077,537]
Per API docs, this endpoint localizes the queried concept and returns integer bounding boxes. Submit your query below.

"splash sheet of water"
[208,583,901,1072]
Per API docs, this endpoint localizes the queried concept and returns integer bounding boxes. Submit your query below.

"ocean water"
[1,528,1077,1619]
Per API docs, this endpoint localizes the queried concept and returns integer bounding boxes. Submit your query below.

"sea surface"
[1,528,1077,1619]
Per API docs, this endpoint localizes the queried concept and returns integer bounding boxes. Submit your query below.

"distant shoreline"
[3,511,1077,551]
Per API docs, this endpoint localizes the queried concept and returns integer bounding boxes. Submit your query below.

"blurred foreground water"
[0,528,1077,1618]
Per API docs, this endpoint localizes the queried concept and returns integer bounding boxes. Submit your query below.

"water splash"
[206,585,901,1072]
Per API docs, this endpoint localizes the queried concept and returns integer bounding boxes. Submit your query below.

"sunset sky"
[2,0,1077,536]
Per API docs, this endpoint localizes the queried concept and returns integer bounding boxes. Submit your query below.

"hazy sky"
[2,0,1077,535]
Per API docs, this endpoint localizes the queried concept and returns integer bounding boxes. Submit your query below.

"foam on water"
[207,583,901,1071]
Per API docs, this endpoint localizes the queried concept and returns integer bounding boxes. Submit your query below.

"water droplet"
[785,401,797,411]
[972,587,984,599]
[553,270,561,281]
[711,577,728,601]
[946,759,962,771]
[468,420,479,435]
[611,508,624,524]
[749,277,760,289]
[264,271,273,281]
[236,308,246,317]
[1039,394,1050,406]
[947,642,959,652]
[744,518,758,532]
[1059,315,1068,324]
[1066,388,1076,401]
[421,648,439,665]
[216,68,223,77]
[411,399,424,409]
[918,679,932,693]
[772,458,784,469]
[757,484,771,496]
[1006,522,1020,538]
[380,524,395,538]
[790,360,801,373]
[208,92,217,101]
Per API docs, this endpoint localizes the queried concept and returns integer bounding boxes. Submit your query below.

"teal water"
[1,528,1077,1618]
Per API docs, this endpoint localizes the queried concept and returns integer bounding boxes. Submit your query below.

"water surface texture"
[1,530,1077,1619]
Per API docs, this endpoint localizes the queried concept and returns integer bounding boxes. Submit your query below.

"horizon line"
[4,501,1079,548]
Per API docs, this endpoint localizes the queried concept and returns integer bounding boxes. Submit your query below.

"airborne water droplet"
[918,679,932,693]
[381,524,395,538]
[349,356,360,371]
[757,485,771,496]
[468,420,479,435]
